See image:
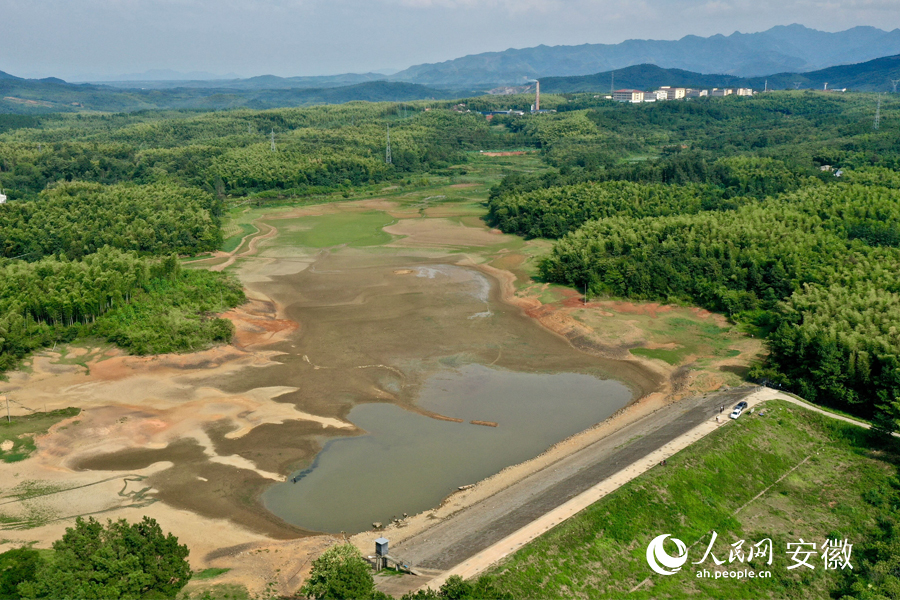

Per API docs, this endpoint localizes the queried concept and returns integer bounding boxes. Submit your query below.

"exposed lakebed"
[69,207,650,536]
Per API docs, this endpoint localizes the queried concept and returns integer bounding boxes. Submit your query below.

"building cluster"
[613,86,754,103]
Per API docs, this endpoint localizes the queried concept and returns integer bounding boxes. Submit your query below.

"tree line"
[0,247,244,371]
[538,181,900,423]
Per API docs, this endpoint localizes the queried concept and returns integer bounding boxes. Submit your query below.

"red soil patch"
[590,301,678,319]
[221,298,298,349]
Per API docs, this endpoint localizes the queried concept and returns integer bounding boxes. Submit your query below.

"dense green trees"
[537,181,900,421]
[298,544,389,600]
[488,180,727,238]
[2,517,190,600]
[0,248,243,371]
[0,103,516,201]
[0,549,40,600]
[0,182,222,259]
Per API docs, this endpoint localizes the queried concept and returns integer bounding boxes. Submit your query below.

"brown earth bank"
[0,198,755,597]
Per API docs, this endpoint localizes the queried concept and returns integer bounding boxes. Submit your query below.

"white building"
[659,86,687,100]
[710,88,734,97]
[651,90,669,101]
[736,88,754,96]
[685,89,708,98]
[613,89,645,103]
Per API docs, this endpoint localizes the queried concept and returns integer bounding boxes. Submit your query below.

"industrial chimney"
[535,80,540,111]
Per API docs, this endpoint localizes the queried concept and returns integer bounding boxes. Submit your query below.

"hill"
[539,55,900,93]
[0,78,453,114]
[389,24,900,87]
[540,65,746,94]
[747,53,900,92]
[95,72,389,91]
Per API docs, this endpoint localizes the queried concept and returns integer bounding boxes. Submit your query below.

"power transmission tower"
[892,79,900,93]
[793,82,803,90]
[270,129,276,152]
[874,94,882,130]
[385,125,392,165]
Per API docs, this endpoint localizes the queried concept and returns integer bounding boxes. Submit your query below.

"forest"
[485,91,900,428]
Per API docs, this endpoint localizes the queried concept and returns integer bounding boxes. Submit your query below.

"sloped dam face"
[247,251,635,533]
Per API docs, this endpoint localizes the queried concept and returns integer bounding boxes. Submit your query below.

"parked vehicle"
[730,401,748,419]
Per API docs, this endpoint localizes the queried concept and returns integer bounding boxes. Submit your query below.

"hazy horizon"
[2,0,900,81]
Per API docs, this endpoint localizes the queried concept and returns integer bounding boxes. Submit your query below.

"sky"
[2,0,900,80]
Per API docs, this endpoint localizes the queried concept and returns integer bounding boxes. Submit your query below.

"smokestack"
[536,80,540,111]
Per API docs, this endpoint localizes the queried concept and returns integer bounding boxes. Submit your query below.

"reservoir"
[262,363,630,533]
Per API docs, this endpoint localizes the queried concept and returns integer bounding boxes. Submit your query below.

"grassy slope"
[484,400,896,599]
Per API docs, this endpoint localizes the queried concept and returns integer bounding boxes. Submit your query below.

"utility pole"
[874,94,882,131]
[270,129,276,152]
[385,125,392,165]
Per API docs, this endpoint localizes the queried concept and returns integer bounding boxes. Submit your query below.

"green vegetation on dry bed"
[483,400,900,599]
[0,408,79,463]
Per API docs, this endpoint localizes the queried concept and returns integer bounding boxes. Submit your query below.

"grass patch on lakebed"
[0,408,80,463]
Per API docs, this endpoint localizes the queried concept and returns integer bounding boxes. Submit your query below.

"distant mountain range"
[2,24,900,114]
[42,24,900,93]
[75,69,242,83]
[388,24,900,87]
[540,54,900,94]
